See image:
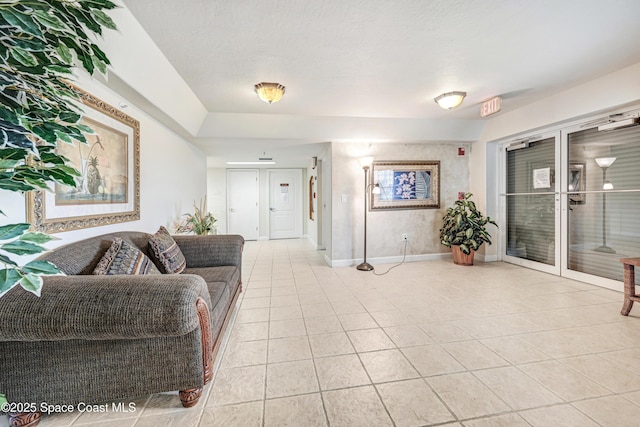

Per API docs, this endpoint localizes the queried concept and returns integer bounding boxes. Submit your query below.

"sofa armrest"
[173,234,244,269]
[0,274,212,341]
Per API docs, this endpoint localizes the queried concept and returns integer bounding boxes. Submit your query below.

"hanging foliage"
[0,0,118,297]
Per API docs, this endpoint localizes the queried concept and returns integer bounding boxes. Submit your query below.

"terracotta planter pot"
[451,246,475,266]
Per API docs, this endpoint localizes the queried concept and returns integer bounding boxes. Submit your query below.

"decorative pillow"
[93,238,161,275]
[148,226,186,274]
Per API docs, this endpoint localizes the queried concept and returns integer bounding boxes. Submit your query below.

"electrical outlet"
[402,233,408,241]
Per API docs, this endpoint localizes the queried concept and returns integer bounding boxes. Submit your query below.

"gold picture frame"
[370,161,440,210]
[309,176,315,221]
[27,87,140,233]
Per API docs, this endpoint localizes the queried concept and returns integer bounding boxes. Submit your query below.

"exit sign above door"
[480,96,502,117]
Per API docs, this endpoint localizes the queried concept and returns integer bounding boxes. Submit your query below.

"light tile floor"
[5,239,640,426]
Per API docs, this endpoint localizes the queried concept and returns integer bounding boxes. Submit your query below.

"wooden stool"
[620,258,640,316]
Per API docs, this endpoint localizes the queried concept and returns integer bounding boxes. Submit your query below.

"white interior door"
[269,169,302,239]
[227,169,259,240]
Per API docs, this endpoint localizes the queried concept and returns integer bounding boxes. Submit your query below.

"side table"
[620,258,640,316]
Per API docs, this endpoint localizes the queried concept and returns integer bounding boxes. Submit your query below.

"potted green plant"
[439,193,497,265]
[174,197,217,235]
[0,0,117,298]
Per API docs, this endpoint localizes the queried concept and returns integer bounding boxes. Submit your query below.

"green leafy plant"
[0,0,117,297]
[174,198,217,236]
[439,193,497,255]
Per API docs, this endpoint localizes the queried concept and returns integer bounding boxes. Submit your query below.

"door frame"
[267,168,303,239]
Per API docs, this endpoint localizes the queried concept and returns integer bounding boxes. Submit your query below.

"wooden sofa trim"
[178,282,242,408]
[179,297,212,407]
[9,412,41,427]
[178,280,243,408]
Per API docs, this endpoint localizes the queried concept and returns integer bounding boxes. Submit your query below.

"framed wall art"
[309,176,315,220]
[568,162,586,204]
[27,87,140,233]
[370,161,440,210]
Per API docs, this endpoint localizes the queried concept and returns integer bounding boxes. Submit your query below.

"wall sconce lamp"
[254,82,285,104]
[594,156,616,254]
[357,157,380,271]
[434,91,467,110]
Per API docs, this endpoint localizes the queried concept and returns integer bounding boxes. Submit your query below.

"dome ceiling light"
[434,91,467,110]
[254,82,285,104]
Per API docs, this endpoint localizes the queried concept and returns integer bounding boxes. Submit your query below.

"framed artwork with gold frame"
[370,161,440,210]
[27,87,140,233]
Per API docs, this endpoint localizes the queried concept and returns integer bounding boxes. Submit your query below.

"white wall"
[103,2,208,136]
[0,75,207,257]
[328,142,470,266]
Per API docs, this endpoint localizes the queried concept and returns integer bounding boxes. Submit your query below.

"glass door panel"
[507,193,556,264]
[504,135,559,274]
[565,125,640,286]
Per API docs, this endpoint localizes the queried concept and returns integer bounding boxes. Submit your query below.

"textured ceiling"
[121,0,640,164]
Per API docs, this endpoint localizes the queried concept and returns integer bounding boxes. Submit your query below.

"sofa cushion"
[149,226,187,274]
[183,266,240,336]
[183,266,239,293]
[93,238,161,275]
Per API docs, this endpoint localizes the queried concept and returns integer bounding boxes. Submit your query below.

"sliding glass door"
[503,132,560,275]
[501,112,640,289]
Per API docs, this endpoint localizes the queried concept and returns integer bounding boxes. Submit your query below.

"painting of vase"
[55,117,128,205]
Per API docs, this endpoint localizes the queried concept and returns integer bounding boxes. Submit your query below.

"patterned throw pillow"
[148,226,187,274]
[93,238,161,275]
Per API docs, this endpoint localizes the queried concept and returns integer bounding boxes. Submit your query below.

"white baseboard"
[258,236,269,241]
[477,253,499,262]
[323,253,332,267]
[326,252,453,268]
[305,235,324,249]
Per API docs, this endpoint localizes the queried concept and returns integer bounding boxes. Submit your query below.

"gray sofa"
[0,231,243,427]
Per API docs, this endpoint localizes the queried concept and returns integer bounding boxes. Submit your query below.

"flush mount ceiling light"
[434,91,467,110]
[254,82,285,104]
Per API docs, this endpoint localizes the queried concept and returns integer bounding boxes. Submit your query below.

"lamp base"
[356,262,374,271]
[594,245,616,254]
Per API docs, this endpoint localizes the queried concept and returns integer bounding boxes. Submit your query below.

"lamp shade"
[595,157,616,168]
[434,91,467,110]
[254,82,285,104]
[359,156,374,167]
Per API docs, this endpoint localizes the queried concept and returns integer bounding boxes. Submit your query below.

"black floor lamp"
[594,156,616,254]
[357,157,380,271]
